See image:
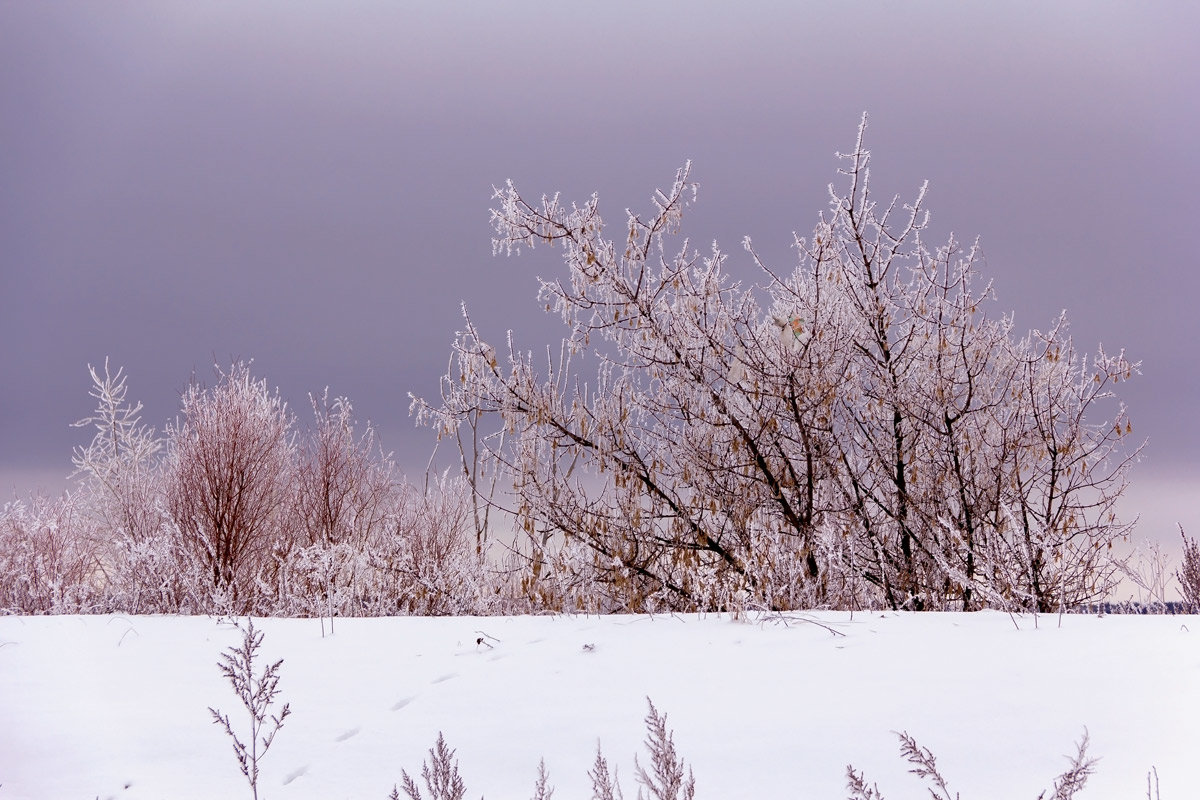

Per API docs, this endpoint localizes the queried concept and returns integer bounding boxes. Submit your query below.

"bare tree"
[164,362,297,610]
[416,116,1139,612]
[794,123,1138,611]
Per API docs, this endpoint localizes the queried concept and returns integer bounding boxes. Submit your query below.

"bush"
[415,118,1140,613]
[164,362,298,612]
[0,493,103,614]
[1177,526,1200,609]
[2,360,509,617]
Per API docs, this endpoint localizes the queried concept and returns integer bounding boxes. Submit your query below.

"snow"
[1,611,1196,799]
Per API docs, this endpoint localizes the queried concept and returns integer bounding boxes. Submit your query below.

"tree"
[164,362,297,609]
[71,359,164,546]
[415,116,1139,612]
[69,360,187,612]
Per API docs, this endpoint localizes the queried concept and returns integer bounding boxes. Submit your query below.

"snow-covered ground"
[1,611,1196,799]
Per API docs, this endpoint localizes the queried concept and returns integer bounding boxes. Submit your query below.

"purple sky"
[2,3,1197,539]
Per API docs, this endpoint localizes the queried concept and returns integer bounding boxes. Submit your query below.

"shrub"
[164,362,298,612]
[0,493,102,614]
[1177,526,1200,609]
[415,117,1140,613]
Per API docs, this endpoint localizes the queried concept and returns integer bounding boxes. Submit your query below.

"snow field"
[0,611,1196,799]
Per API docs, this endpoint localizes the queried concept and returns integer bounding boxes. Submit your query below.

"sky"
[2,3,1198,542]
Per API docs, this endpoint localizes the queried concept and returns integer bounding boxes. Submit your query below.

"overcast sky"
[2,3,1197,539]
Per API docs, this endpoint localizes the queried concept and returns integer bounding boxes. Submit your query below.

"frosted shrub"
[1121,538,1177,608]
[259,473,500,619]
[67,360,204,613]
[295,390,396,550]
[1,359,520,616]
[102,522,212,614]
[1177,527,1200,609]
[374,475,493,616]
[0,493,102,614]
[268,540,371,619]
[415,116,1139,613]
[512,533,676,615]
[164,362,298,613]
[70,359,165,550]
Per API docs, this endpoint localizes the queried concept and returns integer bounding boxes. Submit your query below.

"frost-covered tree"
[71,359,164,545]
[164,362,297,609]
[415,117,1139,612]
[67,361,197,613]
[785,124,1138,611]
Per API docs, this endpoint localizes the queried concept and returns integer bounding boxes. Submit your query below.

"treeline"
[6,123,1187,617]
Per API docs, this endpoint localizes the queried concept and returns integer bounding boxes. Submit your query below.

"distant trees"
[415,118,1140,612]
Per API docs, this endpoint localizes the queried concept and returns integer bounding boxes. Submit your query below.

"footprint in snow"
[431,672,458,684]
[391,696,415,711]
[283,766,308,785]
[335,727,361,742]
